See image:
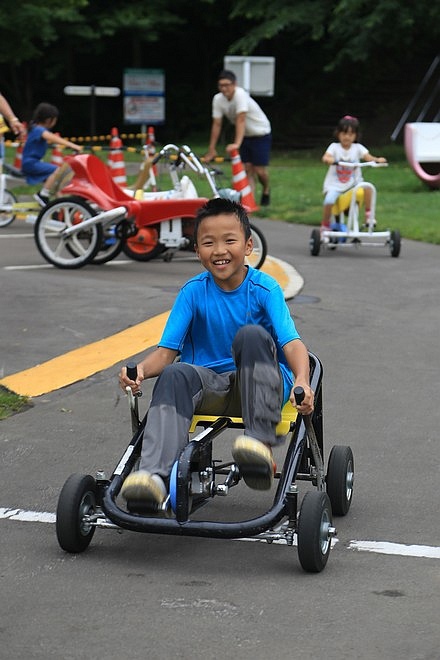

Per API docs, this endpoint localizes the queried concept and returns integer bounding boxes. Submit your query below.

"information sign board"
[123,69,165,125]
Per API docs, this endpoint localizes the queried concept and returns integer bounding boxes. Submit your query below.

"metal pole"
[90,85,96,137]
[391,54,440,141]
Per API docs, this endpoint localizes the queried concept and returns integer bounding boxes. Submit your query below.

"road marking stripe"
[1,507,440,559]
[348,540,440,559]
[0,507,56,523]
[0,311,169,397]
[0,233,35,239]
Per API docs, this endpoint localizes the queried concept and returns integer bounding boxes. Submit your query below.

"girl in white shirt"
[321,115,386,228]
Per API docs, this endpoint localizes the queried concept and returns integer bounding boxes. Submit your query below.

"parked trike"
[309,161,401,257]
[55,354,355,573]
[33,147,267,269]
[0,135,41,228]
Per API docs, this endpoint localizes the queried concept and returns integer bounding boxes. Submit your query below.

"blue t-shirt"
[159,266,301,402]
[22,125,48,166]
[21,124,57,183]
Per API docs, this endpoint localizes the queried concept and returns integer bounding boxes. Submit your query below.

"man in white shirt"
[205,70,272,206]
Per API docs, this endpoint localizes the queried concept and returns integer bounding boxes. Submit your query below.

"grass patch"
[0,386,32,420]
[5,143,439,244]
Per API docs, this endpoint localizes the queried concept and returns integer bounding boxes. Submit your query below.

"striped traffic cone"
[51,134,64,167]
[13,123,27,171]
[107,127,127,187]
[230,148,259,212]
[147,125,156,150]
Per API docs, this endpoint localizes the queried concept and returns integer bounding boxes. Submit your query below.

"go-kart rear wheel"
[326,445,354,516]
[309,228,321,256]
[297,491,333,572]
[122,225,165,261]
[246,223,267,269]
[34,197,102,269]
[389,229,401,258]
[0,189,17,227]
[56,473,97,553]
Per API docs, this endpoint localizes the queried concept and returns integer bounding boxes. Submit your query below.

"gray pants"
[139,325,283,478]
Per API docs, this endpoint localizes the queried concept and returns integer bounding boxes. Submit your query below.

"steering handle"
[293,386,305,405]
[126,361,138,382]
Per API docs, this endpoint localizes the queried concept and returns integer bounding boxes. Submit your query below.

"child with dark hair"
[321,115,387,228]
[21,102,82,206]
[118,197,314,512]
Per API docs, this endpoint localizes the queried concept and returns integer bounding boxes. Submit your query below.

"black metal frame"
[100,352,323,540]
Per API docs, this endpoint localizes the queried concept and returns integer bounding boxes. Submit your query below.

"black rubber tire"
[309,228,321,256]
[297,491,333,573]
[0,189,17,227]
[326,445,354,516]
[56,474,97,553]
[247,223,267,269]
[389,229,401,258]
[91,224,124,264]
[34,197,102,269]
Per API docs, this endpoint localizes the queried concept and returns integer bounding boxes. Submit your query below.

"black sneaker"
[260,192,270,206]
[34,192,50,207]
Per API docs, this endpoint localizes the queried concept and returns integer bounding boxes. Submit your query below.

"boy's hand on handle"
[119,362,144,395]
[291,383,314,416]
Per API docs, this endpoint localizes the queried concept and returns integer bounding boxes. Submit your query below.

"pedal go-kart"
[56,354,354,573]
[33,147,267,269]
[309,161,401,257]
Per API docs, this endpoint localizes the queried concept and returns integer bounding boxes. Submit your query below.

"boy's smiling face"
[195,212,253,290]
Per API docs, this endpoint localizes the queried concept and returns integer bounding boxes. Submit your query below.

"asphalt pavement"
[1,216,439,659]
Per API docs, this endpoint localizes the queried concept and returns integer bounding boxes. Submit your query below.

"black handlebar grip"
[151,153,161,165]
[126,362,138,382]
[293,386,305,405]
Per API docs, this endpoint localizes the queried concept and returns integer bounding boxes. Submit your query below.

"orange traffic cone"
[146,125,156,150]
[13,123,27,171]
[230,148,259,212]
[107,127,126,186]
[51,134,64,167]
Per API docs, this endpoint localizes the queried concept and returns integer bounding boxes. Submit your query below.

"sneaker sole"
[121,473,165,506]
[232,439,274,491]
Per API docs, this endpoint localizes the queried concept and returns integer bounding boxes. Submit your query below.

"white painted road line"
[348,540,440,559]
[0,233,34,238]
[0,507,56,523]
[2,507,440,559]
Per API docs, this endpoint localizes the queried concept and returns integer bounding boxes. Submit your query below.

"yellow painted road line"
[0,311,169,398]
[0,257,302,398]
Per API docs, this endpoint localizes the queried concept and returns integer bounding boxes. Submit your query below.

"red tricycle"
[33,146,267,270]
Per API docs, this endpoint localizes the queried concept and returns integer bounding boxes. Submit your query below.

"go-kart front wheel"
[34,197,102,269]
[297,491,333,572]
[56,473,97,553]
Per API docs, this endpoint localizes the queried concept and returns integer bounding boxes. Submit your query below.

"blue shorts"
[240,133,272,166]
[21,160,57,185]
[323,189,342,206]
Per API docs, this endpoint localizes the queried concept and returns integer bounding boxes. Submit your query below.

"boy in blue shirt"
[119,198,314,510]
